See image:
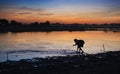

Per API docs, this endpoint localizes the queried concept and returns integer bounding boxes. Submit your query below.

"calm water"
[0,31,120,62]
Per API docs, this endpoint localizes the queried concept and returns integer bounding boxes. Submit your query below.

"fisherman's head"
[74,39,77,42]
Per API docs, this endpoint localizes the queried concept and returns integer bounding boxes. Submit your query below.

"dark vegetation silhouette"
[73,39,85,54]
[0,18,120,32]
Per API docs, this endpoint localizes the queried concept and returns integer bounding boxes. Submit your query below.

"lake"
[0,31,120,62]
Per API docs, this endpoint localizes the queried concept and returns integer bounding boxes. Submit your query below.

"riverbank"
[0,51,120,74]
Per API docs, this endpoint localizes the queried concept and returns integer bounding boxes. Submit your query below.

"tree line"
[0,19,120,32]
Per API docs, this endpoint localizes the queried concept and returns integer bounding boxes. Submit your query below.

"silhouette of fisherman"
[73,39,85,54]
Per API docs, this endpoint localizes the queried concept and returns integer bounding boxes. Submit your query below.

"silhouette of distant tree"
[30,22,39,27]
[43,21,51,27]
[0,19,9,27]
[10,20,17,25]
[10,20,22,27]
[31,22,39,25]
[45,21,51,25]
[0,19,9,32]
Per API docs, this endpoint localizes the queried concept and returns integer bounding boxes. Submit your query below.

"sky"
[0,0,120,24]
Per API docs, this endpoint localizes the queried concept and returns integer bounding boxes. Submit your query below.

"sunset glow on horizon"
[0,0,120,24]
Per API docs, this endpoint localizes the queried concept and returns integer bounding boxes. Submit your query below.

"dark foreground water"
[0,31,120,62]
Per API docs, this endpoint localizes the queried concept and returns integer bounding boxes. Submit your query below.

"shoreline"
[0,51,120,74]
[0,29,120,33]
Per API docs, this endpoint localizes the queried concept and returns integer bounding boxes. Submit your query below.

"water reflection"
[0,31,120,62]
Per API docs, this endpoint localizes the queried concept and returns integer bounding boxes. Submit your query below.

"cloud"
[18,12,32,15]
[18,7,54,16]
[38,13,54,16]
[93,7,120,17]
[0,6,44,12]
[99,0,120,17]
[18,6,44,12]
[0,6,53,16]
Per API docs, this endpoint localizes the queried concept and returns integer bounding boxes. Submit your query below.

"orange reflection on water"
[0,31,120,53]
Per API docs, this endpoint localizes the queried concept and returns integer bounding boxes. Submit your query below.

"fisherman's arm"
[73,44,77,46]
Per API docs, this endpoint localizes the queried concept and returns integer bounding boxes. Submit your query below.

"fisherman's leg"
[76,47,78,54]
[80,48,84,54]
[78,48,81,55]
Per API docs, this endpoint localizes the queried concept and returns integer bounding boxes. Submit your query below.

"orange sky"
[0,0,120,24]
